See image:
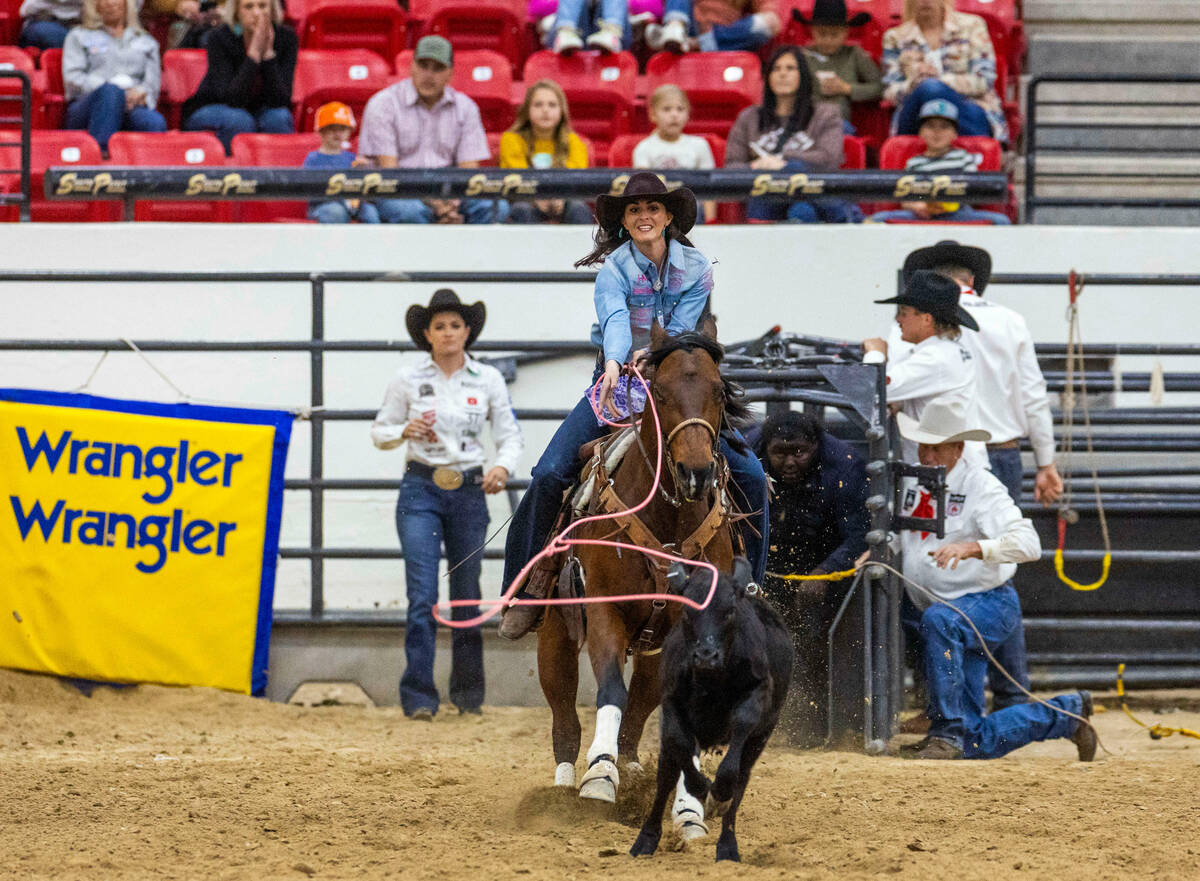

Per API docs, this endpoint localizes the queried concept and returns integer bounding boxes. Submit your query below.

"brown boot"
[1071,690,1097,762]
[497,556,557,641]
[899,736,963,760]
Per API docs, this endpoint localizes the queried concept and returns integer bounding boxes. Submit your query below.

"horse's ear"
[666,562,689,593]
[699,313,718,340]
[650,321,669,351]
[731,557,753,595]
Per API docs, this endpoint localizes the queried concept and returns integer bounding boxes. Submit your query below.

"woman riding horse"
[498,171,770,641]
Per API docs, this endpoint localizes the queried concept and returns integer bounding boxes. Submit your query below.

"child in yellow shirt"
[500,80,593,224]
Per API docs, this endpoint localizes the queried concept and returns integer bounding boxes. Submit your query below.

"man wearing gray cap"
[358,35,507,224]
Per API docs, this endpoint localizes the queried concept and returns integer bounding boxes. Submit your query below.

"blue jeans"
[508,199,593,224]
[375,198,509,224]
[551,0,630,44]
[65,84,167,150]
[307,200,382,223]
[921,583,1082,758]
[502,391,769,594]
[396,472,491,715]
[660,0,770,51]
[19,18,70,49]
[746,160,862,224]
[869,206,1010,225]
[184,104,295,154]
[895,80,991,138]
[985,446,1030,709]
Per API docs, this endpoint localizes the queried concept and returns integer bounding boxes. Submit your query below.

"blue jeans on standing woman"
[183,104,295,154]
[895,80,992,138]
[919,582,1084,758]
[502,390,770,595]
[65,84,167,151]
[397,470,490,716]
[746,160,862,224]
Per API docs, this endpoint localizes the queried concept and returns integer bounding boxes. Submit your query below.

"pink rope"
[431,363,719,628]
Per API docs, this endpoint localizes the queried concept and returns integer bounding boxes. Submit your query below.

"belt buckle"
[432,467,464,491]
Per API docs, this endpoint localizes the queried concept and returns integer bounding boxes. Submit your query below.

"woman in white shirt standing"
[370,290,523,720]
[62,0,166,152]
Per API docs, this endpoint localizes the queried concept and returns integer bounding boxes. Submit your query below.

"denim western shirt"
[591,238,714,366]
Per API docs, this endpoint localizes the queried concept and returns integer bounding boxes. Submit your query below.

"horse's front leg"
[537,608,582,787]
[617,650,661,768]
[579,604,630,803]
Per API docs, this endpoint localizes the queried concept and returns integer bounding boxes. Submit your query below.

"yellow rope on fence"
[1117,663,1200,742]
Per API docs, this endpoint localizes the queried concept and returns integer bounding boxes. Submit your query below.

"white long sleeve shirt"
[895,457,1041,609]
[864,333,986,467]
[370,354,523,476]
[957,290,1057,466]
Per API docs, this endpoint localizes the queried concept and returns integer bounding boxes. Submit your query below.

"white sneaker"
[553,26,584,54]
[644,22,665,50]
[537,13,556,38]
[660,18,688,53]
[585,23,622,54]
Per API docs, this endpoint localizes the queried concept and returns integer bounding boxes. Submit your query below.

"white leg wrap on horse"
[554,762,576,787]
[580,705,622,802]
[672,756,708,840]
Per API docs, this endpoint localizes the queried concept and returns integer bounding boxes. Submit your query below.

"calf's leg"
[714,731,769,863]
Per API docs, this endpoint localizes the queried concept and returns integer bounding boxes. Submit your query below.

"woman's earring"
[617,227,625,239]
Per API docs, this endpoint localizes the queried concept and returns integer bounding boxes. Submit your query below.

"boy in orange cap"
[302,101,380,223]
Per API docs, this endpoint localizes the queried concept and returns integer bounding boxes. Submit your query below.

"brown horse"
[535,324,749,837]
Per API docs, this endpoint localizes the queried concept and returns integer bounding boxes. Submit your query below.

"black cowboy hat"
[875,270,980,332]
[902,239,993,294]
[595,171,698,236]
[406,288,486,351]
[792,0,871,28]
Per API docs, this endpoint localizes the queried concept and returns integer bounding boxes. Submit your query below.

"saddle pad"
[572,426,638,514]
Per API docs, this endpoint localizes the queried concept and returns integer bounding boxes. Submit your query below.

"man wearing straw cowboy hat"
[891,399,1096,761]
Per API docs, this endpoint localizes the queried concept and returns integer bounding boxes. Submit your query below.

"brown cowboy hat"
[792,0,872,28]
[595,171,698,236]
[406,288,486,351]
[902,239,993,294]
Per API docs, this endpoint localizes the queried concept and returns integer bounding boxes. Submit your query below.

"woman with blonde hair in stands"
[500,79,593,225]
[181,0,297,153]
[62,0,167,152]
[882,0,1007,143]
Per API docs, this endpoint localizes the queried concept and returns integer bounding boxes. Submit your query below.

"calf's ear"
[731,557,753,595]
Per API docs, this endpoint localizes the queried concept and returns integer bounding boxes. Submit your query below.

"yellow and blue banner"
[0,389,292,695]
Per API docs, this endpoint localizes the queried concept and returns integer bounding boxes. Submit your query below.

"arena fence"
[1025,74,1200,224]
[0,70,32,221]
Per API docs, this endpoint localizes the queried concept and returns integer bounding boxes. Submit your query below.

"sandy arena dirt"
[2,667,1198,881]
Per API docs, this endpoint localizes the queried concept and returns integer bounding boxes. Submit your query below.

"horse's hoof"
[579,758,619,803]
[677,818,709,841]
[554,762,576,787]
[704,793,732,818]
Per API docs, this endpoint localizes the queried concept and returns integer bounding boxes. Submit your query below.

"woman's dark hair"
[757,45,815,154]
[757,411,822,458]
[574,211,695,268]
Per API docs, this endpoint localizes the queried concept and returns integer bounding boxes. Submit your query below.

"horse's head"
[644,323,743,503]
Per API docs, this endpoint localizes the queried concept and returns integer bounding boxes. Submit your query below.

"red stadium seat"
[0,47,46,129]
[0,130,118,221]
[298,0,406,62]
[876,133,1009,218]
[107,131,232,222]
[780,0,886,59]
[396,49,515,133]
[160,49,209,129]
[842,134,867,170]
[522,50,636,159]
[409,0,529,76]
[0,0,21,44]
[229,132,322,221]
[644,52,762,140]
[292,49,392,133]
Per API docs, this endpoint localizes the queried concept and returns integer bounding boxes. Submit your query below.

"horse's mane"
[644,332,752,440]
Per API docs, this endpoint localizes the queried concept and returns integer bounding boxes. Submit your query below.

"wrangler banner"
[0,390,293,695]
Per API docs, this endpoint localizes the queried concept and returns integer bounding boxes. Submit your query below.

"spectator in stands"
[645,0,779,52]
[302,102,380,224]
[633,84,717,223]
[547,0,628,54]
[753,411,869,747]
[62,0,167,153]
[18,0,82,50]
[795,0,881,133]
[867,100,1010,224]
[370,289,523,720]
[168,0,224,49]
[725,45,855,223]
[500,80,592,225]
[358,36,507,225]
[882,0,1007,144]
[181,0,297,154]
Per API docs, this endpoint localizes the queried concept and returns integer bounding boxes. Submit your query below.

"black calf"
[630,558,793,863]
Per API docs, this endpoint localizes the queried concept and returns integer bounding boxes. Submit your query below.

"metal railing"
[0,70,32,222]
